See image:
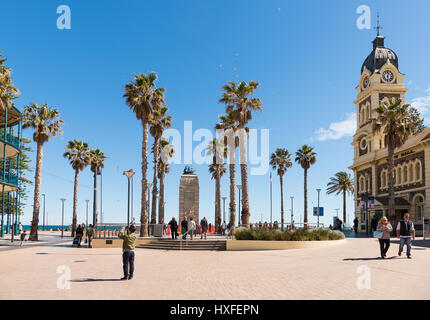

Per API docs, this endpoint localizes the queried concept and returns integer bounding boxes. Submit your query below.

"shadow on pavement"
[70,278,123,282]
[343,256,397,261]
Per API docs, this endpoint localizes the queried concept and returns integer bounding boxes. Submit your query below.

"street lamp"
[290,196,294,229]
[270,173,272,224]
[42,194,46,231]
[60,198,66,239]
[147,183,152,232]
[85,200,89,228]
[222,197,227,223]
[316,188,321,228]
[123,169,135,226]
[237,185,242,226]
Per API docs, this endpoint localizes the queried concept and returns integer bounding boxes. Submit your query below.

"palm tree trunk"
[30,142,43,241]
[304,167,308,228]
[240,163,250,227]
[387,139,395,224]
[71,169,79,237]
[280,174,284,231]
[343,190,347,223]
[141,121,149,237]
[151,136,160,225]
[92,170,98,228]
[215,171,222,233]
[158,169,165,224]
[228,151,236,231]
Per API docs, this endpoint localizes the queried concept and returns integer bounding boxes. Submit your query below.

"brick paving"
[0,237,429,299]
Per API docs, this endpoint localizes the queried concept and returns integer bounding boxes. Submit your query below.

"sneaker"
[128,275,133,280]
[120,276,128,280]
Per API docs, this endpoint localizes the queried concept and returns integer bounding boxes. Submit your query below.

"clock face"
[382,70,394,82]
[363,77,370,88]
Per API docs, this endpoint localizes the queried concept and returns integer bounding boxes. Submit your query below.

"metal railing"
[0,129,20,150]
[0,170,18,186]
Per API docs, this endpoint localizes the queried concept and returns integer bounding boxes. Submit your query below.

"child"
[118,225,137,280]
[20,230,27,247]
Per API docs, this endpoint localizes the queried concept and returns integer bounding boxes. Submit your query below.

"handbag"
[373,231,383,238]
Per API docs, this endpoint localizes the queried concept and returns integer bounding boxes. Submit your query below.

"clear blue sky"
[1,0,430,227]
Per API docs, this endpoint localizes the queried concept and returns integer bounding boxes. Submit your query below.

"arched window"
[359,176,365,193]
[396,167,402,185]
[415,161,421,181]
[383,171,387,188]
[408,163,413,183]
[414,195,424,220]
[403,166,407,184]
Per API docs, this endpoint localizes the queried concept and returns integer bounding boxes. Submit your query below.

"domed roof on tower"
[361,14,399,74]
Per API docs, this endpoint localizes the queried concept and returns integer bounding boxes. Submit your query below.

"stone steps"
[138,239,226,251]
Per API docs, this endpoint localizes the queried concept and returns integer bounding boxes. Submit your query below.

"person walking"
[168,217,178,240]
[370,216,378,232]
[118,225,137,280]
[222,221,227,236]
[86,224,95,248]
[396,213,415,259]
[353,217,359,233]
[187,217,196,240]
[181,216,188,240]
[200,217,208,240]
[376,216,392,258]
[20,229,27,247]
[76,224,84,248]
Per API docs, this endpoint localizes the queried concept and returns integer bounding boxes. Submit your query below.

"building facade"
[350,33,429,234]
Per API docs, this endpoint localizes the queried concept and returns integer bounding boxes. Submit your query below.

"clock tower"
[353,33,407,159]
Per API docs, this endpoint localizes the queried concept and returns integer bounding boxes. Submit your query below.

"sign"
[368,197,375,209]
[313,207,324,217]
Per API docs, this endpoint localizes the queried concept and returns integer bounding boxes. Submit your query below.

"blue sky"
[2,0,430,227]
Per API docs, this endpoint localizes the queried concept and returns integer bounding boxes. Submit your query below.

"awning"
[375,197,410,206]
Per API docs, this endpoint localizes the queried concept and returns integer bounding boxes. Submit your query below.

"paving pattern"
[0,237,429,299]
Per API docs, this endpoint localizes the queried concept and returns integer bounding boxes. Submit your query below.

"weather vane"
[374,12,383,36]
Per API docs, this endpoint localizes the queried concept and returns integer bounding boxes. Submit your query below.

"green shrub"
[234,228,345,241]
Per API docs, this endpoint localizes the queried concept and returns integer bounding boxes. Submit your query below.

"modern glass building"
[0,105,22,237]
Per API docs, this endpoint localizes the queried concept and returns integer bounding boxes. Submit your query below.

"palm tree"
[215,112,240,229]
[0,51,20,111]
[373,98,423,222]
[206,138,227,233]
[270,148,293,231]
[219,81,262,227]
[22,103,64,240]
[124,72,165,236]
[326,171,354,224]
[63,140,91,236]
[295,145,317,229]
[149,106,172,225]
[157,139,174,224]
[88,149,106,229]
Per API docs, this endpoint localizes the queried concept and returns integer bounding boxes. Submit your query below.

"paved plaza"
[0,233,429,300]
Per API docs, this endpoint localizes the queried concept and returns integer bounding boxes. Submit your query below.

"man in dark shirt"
[168,217,178,239]
[181,216,188,240]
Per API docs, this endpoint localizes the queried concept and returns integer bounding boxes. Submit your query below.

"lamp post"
[147,183,152,234]
[42,194,46,231]
[60,198,66,239]
[236,185,242,227]
[290,196,294,229]
[222,197,227,223]
[270,173,273,224]
[85,200,89,228]
[123,169,135,226]
[316,188,321,228]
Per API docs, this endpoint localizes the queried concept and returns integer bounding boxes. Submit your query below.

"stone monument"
[179,165,199,224]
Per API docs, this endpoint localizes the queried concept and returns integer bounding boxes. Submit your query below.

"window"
[408,163,413,182]
[415,161,421,181]
[396,167,402,185]
[403,166,407,184]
